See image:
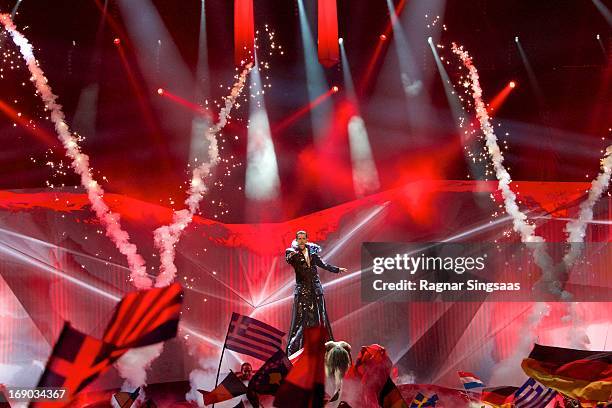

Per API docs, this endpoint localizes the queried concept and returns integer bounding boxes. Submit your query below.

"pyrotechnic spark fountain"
[153,63,252,288]
[453,42,612,300]
[0,13,153,289]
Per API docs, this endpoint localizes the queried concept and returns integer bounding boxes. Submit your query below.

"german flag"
[378,377,409,408]
[480,386,518,408]
[198,372,248,405]
[273,327,326,408]
[521,343,612,402]
[103,283,183,349]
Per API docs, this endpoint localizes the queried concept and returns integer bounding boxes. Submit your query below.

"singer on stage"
[285,230,347,355]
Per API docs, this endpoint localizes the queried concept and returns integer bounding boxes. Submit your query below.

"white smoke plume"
[185,356,220,407]
[0,14,152,289]
[489,302,550,385]
[153,63,252,288]
[453,43,608,376]
[114,343,164,391]
[563,145,612,267]
[562,302,591,349]
[450,43,565,299]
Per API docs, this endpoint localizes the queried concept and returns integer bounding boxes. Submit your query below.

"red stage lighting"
[509,81,516,88]
[113,38,120,45]
[379,34,387,41]
[332,86,339,93]
[157,88,164,96]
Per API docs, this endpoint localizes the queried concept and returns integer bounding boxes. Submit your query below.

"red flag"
[0,384,11,408]
[198,372,248,405]
[234,0,255,66]
[317,0,339,67]
[30,322,122,408]
[273,327,326,408]
[103,283,183,350]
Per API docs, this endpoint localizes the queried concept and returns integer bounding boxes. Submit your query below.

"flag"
[0,385,10,408]
[513,378,557,408]
[225,313,285,362]
[273,327,326,408]
[30,322,121,408]
[248,349,293,396]
[458,371,485,391]
[142,399,158,408]
[103,283,183,350]
[521,343,612,402]
[198,371,248,405]
[409,392,438,408]
[113,387,140,408]
[379,377,409,408]
[480,386,518,408]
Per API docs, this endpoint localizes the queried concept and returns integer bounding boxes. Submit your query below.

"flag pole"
[212,315,233,408]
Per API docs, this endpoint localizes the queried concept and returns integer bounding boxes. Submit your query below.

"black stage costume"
[285,240,340,355]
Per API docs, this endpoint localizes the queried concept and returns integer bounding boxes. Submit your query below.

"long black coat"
[285,242,340,355]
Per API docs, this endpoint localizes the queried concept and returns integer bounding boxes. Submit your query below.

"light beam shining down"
[340,39,380,197]
[515,37,546,107]
[297,0,332,141]
[245,60,280,202]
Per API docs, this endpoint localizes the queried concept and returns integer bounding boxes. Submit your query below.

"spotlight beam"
[592,0,612,26]
[515,38,546,107]
[297,0,332,141]
[428,40,465,132]
[339,40,357,101]
[245,58,281,202]
[158,88,211,118]
[359,0,408,95]
[272,88,335,135]
[0,240,121,302]
[10,0,23,19]
[0,232,245,361]
[0,99,59,148]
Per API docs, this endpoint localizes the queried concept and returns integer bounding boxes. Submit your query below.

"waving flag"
[30,322,120,407]
[199,371,248,405]
[225,313,285,361]
[113,387,140,408]
[409,392,438,408]
[31,285,184,407]
[248,349,292,395]
[458,371,485,391]
[513,378,557,408]
[0,385,11,408]
[103,283,183,349]
[521,343,612,402]
[379,377,409,408]
[480,386,518,408]
[273,327,326,408]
